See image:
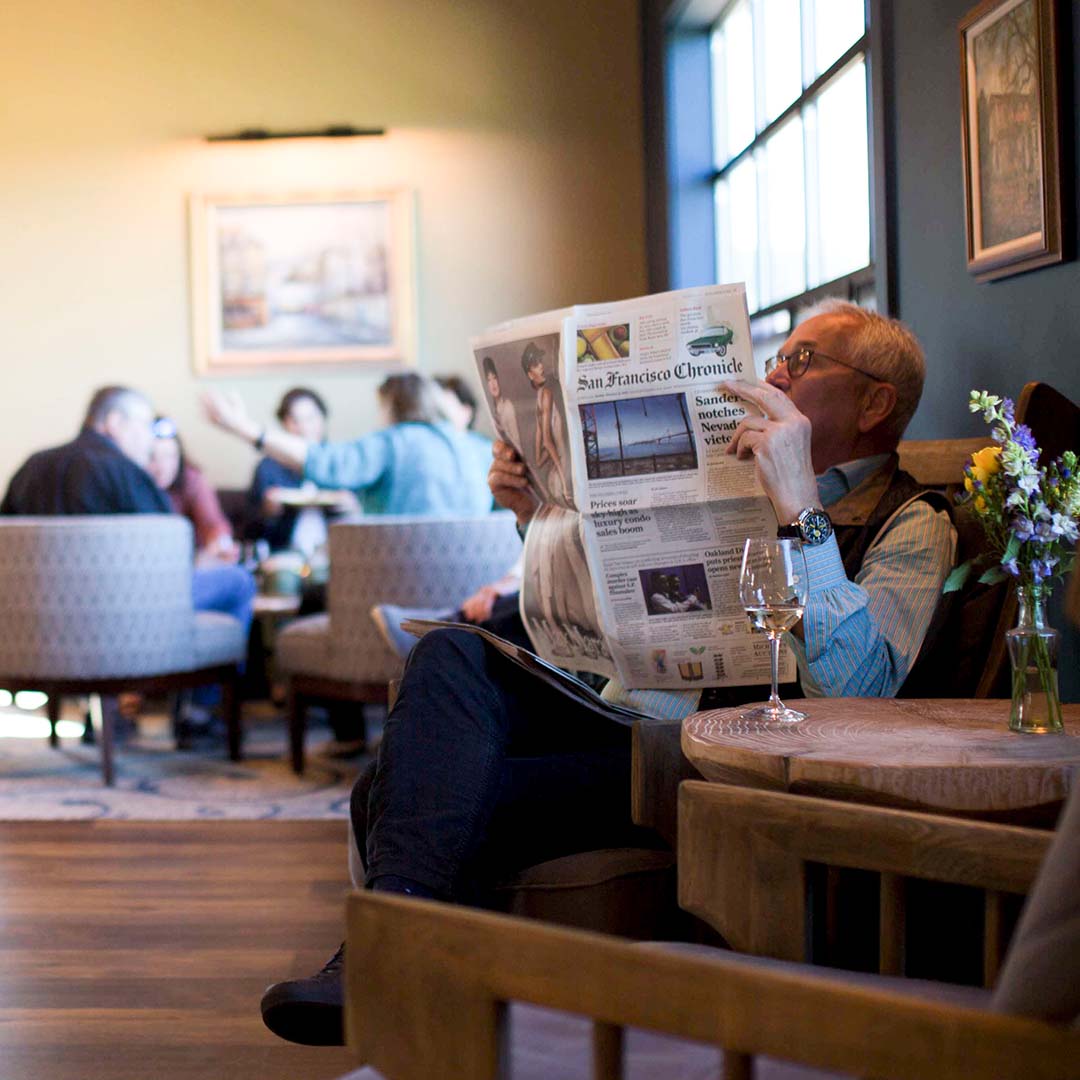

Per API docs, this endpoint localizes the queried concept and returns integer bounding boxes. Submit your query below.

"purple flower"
[1017,471,1041,496]
[1012,424,1038,455]
[1001,398,1015,423]
[1002,557,1021,577]
[1012,516,1035,542]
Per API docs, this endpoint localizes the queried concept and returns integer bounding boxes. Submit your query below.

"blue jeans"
[356,628,654,902]
[190,565,256,703]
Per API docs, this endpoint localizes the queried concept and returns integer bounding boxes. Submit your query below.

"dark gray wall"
[893,0,1079,439]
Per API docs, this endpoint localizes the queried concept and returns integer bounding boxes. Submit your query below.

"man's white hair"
[798,299,926,441]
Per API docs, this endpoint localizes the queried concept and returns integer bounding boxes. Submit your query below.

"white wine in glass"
[739,537,808,723]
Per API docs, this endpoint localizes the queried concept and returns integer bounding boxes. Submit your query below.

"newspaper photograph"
[472,284,794,690]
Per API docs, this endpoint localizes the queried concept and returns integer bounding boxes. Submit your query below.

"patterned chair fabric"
[0,516,245,680]
[277,514,523,685]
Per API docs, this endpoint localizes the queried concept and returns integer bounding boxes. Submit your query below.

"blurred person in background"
[206,373,494,518]
[246,387,355,553]
[435,374,479,432]
[148,416,238,563]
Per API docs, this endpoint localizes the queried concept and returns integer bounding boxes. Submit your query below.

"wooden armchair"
[340,784,1080,1079]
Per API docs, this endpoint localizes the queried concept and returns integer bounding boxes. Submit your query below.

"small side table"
[682,697,1080,824]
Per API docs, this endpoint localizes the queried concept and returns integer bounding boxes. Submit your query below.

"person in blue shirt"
[205,373,494,518]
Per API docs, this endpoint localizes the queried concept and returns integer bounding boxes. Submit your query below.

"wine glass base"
[740,703,806,724]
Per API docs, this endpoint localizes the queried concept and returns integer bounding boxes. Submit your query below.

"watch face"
[798,508,833,546]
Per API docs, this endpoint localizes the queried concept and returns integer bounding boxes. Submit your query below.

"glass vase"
[1006,586,1064,734]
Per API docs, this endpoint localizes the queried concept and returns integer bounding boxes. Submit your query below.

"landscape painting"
[959,0,1062,281]
[190,189,414,371]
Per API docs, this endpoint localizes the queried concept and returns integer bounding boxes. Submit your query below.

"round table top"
[682,697,1080,820]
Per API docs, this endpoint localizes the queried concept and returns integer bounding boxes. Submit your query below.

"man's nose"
[766,364,791,392]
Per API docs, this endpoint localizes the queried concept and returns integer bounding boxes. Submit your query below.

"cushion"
[494,848,678,940]
[276,613,332,677]
[992,785,1080,1024]
[192,611,246,669]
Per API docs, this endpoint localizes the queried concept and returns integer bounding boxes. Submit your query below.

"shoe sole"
[261,990,344,1046]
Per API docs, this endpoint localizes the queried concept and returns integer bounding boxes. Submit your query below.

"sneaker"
[370,604,451,660]
[260,943,345,1046]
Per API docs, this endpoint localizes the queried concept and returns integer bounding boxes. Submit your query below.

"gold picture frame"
[959,0,1063,283]
[189,188,415,373]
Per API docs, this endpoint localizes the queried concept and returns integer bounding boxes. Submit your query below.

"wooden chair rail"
[677,783,1050,976]
[345,891,1078,1080]
[897,436,985,487]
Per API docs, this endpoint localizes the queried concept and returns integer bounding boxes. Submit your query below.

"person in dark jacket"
[2,386,168,516]
[2,385,255,737]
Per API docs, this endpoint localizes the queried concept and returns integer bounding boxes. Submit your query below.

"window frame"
[656,0,892,320]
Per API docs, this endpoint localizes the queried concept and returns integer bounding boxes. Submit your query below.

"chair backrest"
[326,513,522,682]
[897,436,986,490]
[345,889,1080,1080]
[0,515,196,680]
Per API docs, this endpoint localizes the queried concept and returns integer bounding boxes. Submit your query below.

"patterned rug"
[0,703,375,820]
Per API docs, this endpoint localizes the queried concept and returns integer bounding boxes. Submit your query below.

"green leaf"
[943,562,973,593]
[977,566,1010,586]
[1003,532,1022,563]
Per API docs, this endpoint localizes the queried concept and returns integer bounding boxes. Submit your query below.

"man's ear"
[98,410,122,439]
[857,381,897,434]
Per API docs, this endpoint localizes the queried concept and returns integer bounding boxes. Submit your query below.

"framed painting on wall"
[959,0,1063,283]
[189,189,415,372]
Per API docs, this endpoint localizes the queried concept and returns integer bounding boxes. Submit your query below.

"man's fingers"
[728,428,764,461]
[724,415,768,456]
[718,379,796,421]
[492,440,522,462]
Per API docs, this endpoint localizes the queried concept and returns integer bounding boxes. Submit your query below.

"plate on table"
[273,488,344,508]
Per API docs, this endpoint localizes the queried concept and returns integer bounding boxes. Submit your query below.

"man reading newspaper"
[259,299,955,1046]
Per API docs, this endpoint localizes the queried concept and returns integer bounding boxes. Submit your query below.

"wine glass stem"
[768,632,782,709]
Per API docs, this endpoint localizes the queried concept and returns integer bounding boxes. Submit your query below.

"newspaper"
[472,283,794,691]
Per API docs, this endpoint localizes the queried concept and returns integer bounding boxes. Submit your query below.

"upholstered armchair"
[0,515,248,785]
[277,514,523,773]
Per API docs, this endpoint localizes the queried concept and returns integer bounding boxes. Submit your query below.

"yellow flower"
[974,495,987,513]
[964,445,1002,492]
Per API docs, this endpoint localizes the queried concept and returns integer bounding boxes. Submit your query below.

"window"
[709,0,871,317]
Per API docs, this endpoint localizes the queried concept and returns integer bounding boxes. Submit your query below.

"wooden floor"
[0,820,357,1080]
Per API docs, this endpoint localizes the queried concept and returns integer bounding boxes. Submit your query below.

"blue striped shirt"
[602,456,956,718]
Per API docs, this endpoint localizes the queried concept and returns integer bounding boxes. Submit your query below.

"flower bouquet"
[945,391,1079,732]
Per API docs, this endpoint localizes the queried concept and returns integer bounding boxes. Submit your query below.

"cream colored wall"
[0,0,646,488]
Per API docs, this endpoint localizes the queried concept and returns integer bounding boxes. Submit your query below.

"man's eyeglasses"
[765,347,879,381]
[152,417,178,439]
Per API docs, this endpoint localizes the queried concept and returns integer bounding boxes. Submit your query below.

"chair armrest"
[346,890,1078,1080]
[678,782,1050,961]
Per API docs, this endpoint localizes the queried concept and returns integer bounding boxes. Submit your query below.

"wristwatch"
[777,507,833,546]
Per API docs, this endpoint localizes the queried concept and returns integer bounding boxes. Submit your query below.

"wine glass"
[739,537,808,723]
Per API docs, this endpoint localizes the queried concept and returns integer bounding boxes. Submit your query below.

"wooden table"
[682,698,1080,824]
[678,698,1080,980]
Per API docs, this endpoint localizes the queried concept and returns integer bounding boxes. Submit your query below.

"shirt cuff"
[802,535,849,595]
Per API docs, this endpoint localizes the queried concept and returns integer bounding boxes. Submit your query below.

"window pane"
[812,58,870,286]
[715,156,759,312]
[760,0,802,125]
[813,0,864,78]
[711,0,755,166]
[760,117,806,308]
